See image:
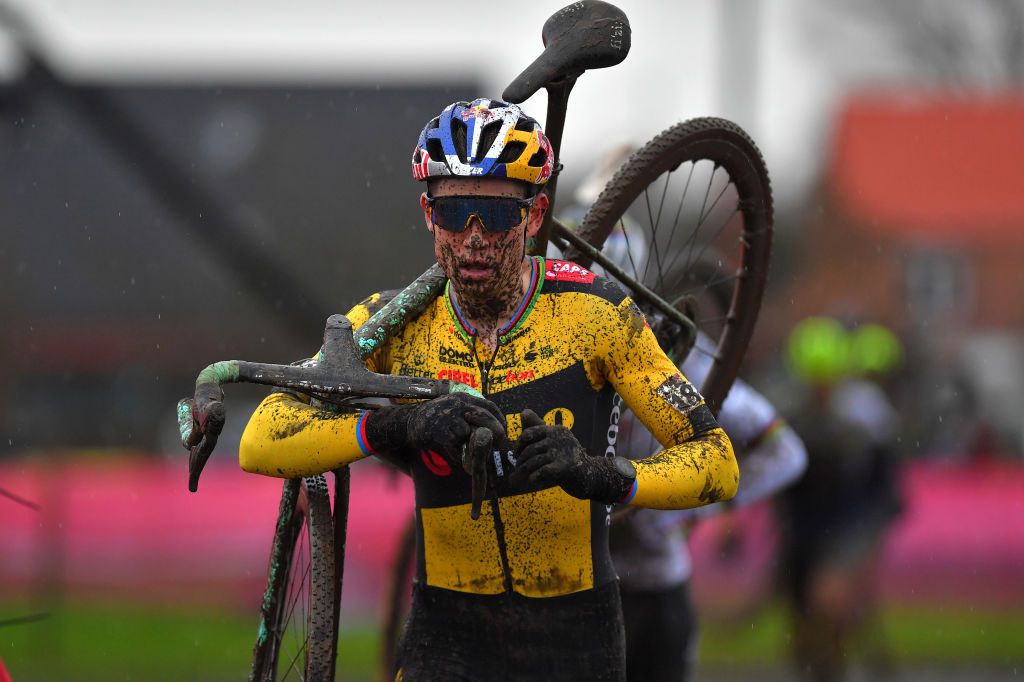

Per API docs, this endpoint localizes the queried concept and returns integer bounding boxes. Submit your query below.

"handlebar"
[179,313,456,492]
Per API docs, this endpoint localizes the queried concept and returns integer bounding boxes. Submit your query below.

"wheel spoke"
[618,217,643,282]
[662,162,696,273]
[283,534,312,630]
[660,164,710,283]
[684,203,740,278]
[281,637,308,681]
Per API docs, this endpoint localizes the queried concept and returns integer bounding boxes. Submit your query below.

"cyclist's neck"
[450,256,534,351]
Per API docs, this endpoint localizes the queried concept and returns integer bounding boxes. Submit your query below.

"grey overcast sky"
[0,0,851,210]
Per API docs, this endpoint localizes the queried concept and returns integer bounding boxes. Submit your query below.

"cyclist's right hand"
[366,393,506,465]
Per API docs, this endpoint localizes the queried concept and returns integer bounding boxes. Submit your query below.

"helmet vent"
[527,147,548,168]
[515,119,535,133]
[496,141,527,165]
[476,121,503,162]
[426,138,445,163]
[451,119,469,164]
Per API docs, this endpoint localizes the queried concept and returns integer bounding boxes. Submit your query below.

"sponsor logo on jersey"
[545,260,596,284]
[489,369,536,387]
[605,393,622,458]
[437,369,479,389]
[439,345,475,367]
[395,364,433,379]
[656,375,704,414]
[604,393,623,523]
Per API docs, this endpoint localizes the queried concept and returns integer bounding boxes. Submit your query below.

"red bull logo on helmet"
[461,103,498,124]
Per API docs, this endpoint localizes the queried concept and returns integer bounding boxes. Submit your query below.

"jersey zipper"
[473,335,514,594]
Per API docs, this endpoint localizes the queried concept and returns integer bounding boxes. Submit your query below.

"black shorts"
[620,582,697,682]
[395,581,626,682]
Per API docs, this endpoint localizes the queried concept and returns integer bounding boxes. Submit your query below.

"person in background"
[776,317,904,682]
[611,323,808,682]
[555,149,807,681]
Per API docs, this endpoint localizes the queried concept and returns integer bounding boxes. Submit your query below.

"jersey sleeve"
[596,296,739,510]
[238,293,390,478]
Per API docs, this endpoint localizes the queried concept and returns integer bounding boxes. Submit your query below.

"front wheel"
[569,117,773,413]
[251,475,338,682]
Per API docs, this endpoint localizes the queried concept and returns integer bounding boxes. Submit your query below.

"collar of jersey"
[444,256,545,345]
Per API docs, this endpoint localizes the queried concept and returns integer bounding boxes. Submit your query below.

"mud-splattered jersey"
[611,332,795,590]
[240,257,737,598]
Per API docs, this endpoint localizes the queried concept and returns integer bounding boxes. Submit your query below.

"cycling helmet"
[848,323,903,377]
[787,316,850,385]
[412,98,554,186]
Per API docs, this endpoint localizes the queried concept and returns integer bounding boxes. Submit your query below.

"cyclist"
[238,98,739,681]
[776,317,903,682]
[612,324,807,682]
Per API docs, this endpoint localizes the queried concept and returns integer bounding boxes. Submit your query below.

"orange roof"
[829,92,1024,243]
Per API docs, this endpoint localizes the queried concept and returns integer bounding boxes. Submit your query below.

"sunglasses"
[425,194,535,233]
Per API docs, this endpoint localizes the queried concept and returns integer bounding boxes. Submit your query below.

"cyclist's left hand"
[511,409,633,503]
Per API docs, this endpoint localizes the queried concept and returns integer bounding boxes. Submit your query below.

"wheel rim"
[573,118,772,412]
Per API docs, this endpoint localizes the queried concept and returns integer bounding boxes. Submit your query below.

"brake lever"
[464,427,494,521]
[177,383,226,492]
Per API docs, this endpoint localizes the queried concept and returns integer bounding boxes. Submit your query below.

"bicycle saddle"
[503,1,631,103]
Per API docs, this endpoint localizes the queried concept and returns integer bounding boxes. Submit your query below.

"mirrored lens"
[429,196,529,233]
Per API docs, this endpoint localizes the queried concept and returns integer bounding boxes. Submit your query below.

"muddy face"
[422,177,547,323]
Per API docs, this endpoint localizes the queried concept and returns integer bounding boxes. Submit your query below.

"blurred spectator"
[776,317,904,682]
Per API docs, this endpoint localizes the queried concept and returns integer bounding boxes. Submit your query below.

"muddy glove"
[365,393,506,464]
[510,409,637,504]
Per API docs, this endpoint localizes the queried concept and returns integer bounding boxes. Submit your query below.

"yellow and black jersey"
[240,257,737,598]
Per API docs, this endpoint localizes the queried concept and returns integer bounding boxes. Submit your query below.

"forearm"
[239,392,371,477]
[630,428,738,510]
[662,423,806,523]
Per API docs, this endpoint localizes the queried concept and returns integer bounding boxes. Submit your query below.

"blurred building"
[760,92,1024,456]
[0,70,476,453]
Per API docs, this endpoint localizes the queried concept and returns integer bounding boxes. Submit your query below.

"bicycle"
[177,2,773,680]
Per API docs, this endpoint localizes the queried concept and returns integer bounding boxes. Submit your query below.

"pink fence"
[2,454,1022,616]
